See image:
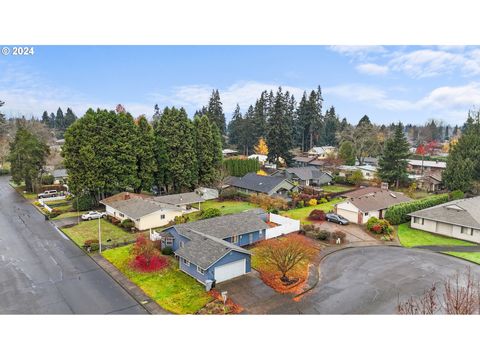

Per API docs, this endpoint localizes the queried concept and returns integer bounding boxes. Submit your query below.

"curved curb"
[438,251,480,267]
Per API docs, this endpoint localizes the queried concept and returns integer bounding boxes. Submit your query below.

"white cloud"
[356,63,389,75]
[329,45,386,57]
[418,82,480,109]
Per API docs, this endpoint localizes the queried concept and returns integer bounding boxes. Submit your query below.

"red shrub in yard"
[130,234,168,272]
[308,209,326,221]
[371,224,383,234]
[132,254,168,272]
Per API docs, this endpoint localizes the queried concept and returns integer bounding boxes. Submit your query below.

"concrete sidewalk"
[91,254,170,315]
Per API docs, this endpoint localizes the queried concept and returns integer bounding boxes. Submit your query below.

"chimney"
[381,182,389,190]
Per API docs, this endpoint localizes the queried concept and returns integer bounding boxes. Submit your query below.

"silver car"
[81,211,106,221]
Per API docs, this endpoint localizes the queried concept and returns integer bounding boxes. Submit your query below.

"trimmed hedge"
[384,191,464,225]
[223,158,260,177]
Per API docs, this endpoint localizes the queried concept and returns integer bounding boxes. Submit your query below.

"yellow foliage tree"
[257,169,268,176]
[254,137,268,155]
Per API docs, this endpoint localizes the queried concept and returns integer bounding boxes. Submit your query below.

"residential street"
[0,176,147,314]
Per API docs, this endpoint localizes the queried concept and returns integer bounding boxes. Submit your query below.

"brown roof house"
[335,186,411,224]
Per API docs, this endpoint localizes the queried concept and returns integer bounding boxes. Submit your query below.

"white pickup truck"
[81,211,107,221]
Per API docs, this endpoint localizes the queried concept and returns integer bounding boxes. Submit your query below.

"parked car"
[325,213,349,225]
[38,189,58,199]
[81,211,106,221]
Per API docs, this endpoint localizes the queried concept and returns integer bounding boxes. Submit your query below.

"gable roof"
[343,187,411,212]
[102,197,179,219]
[154,192,204,205]
[174,210,269,239]
[100,192,150,205]
[52,169,68,178]
[285,166,332,181]
[409,196,480,229]
[292,156,315,164]
[230,173,294,193]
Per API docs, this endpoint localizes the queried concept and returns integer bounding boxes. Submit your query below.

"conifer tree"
[378,122,410,188]
[194,115,222,186]
[41,111,49,125]
[207,90,226,136]
[64,108,77,129]
[134,116,157,193]
[56,107,65,130]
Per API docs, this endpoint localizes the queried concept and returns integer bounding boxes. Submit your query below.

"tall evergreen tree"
[194,106,208,118]
[443,111,480,192]
[0,100,7,137]
[41,111,49,125]
[378,122,410,188]
[207,90,226,136]
[338,140,355,165]
[8,126,49,192]
[153,107,198,192]
[227,104,244,148]
[64,108,77,129]
[134,116,157,193]
[194,115,222,186]
[266,87,294,165]
[49,112,56,129]
[251,91,268,145]
[56,107,65,130]
[322,106,340,146]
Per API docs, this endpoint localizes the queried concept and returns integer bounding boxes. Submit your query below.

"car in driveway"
[325,213,349,225]
[81,211,106,221]
[38,189,58,199]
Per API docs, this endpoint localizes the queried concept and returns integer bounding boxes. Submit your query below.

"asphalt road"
[296,246,480,314]
[0,176,147,314]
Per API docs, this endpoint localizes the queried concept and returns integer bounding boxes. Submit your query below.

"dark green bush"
[449,190,465,201]
[161,246,174,255]
[0,168,9,175]
[366,217,380,230]
[121,219,135,229]
[317,230,330,241]
[41,174,55,185]
[72,194,94,211]
[219,187,250,201]
[384,193,453,225]
[200,208,221,219]
[223,158,260,177]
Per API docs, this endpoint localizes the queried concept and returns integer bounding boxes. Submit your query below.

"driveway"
[0,176,147,314]
[220,246,480,314]
[315,221,379,244]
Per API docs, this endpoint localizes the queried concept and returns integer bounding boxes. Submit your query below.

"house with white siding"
[408,196,480,243]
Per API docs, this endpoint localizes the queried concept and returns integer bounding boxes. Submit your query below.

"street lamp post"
[98,216,102,253]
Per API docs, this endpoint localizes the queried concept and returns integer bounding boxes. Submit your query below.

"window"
[183,258,190,266]
[197,266,205,275]
[461,227,473,236]
[249,233,253,242]
[180,241,185,248]
[160,214,165,219]
[165,238,173,246]
[364,212,369,216]
[119,213,125,218]
[232,235,239,244]
[414,217,425,225]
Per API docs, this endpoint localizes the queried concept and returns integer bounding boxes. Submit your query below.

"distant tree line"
[41,107,78,136]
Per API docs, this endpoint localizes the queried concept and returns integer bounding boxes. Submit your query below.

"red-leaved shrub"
[371,224,383,234]
[130,234,168,272]
[308,209,326,221]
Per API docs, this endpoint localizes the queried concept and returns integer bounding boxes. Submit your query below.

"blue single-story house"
[159,210,269,285]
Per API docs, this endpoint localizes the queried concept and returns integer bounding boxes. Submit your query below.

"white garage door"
[214,259,246,283]
[337,209,358,223]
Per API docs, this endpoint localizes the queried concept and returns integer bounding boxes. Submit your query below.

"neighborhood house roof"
[308,146,336,155]
[230,172,294,194]
[409,196,480,230]
[285,166,332,181]
[343,187,411,212]
[408,159,446,169]
[103,197,177,219]
[174,210,269,239]
[52,169,68,178]
[292,156,314,164]
[154,192,204,205]
[248,154,268,162]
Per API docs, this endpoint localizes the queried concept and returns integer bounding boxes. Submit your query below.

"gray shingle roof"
[174,228,250,269]
[175,210,268,239]
[106,197,178,219]
[343,187,412,212]
[154,192,204,205]
[230,173,293,194]
[52,169,68,178]
[408,196,480,229]
[285,166,332,181]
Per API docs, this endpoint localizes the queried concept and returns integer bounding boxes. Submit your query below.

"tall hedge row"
[384,191,464,225]
[223,158,260,177]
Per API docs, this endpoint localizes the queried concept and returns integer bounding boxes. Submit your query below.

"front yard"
[102,245,212,314]
[61,219,144,247]
[280,197,344,224]
[189,199,260,220]
[397,223,476,247]
[321,184,355,193]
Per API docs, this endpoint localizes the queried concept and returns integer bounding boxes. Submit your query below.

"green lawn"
[102,245,212,314]
[443,252,480,265]
[55,211,81,220]
[398,223,476,247]
[280,197,344,224]
[61,219,141,247]
[189,199,260,220]
[322,184,355,193]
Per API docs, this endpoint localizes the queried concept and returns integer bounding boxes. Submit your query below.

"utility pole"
[98,216,102,253]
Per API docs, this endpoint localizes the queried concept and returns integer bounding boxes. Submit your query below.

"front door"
[357,212,363,224]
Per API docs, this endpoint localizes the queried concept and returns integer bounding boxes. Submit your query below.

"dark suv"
[325,213,349,225]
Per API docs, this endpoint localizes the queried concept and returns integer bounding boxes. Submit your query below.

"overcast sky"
[1,45,480,125]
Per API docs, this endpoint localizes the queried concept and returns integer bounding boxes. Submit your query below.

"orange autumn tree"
[262,238,314,282]
[254,137,268,155]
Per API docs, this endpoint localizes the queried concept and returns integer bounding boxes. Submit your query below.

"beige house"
[335,187,411,224]
[409,197,480,243]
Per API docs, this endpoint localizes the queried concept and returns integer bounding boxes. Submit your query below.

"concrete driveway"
[315,221,379,244]
[220,246,480,314]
